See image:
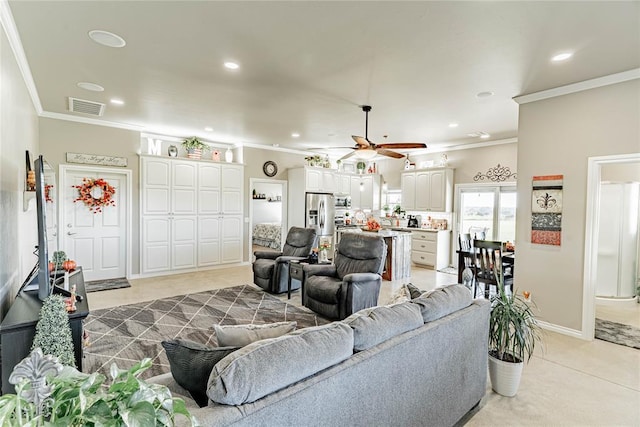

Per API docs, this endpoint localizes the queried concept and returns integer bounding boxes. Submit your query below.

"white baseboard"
[129,262,250,280]
[538,320,587,341]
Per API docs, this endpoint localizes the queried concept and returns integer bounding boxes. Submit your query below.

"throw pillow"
[405,282,425,299]
[214,321,297,347]
[410,284,472,323]
[161,339,240,407]
[207,323,354,405]
[387,284,411,305]
[343,302,423,351]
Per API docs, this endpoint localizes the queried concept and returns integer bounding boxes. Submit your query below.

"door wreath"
[73,178,116,213]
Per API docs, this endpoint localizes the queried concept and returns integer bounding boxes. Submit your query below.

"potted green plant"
[181,136,208,159]
[382,204,390,217]
[488,276,542,397]
[393,204,402,217]
[51,250,67,271]
[0,350,196,426]
[356,161,366,174]
[31,295,76,367]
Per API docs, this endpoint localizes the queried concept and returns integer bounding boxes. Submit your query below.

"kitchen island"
[361,229,412,281]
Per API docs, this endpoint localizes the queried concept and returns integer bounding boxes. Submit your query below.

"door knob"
[67,231,77,235]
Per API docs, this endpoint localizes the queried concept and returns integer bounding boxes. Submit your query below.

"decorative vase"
[225,147,233,163]
[187,148,202,159]
[319,249,328,263]
[488,353,523,397]
[168,145,178,157]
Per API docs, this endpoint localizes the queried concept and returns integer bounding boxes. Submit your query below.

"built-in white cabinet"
[401,168,453,212]
[141,156,243,274]
[410,230,451,270]
[304,167,336,193]
[349,175,379,210]
[335,173,351,195]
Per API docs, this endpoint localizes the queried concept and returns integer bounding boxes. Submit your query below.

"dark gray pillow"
[162,339,239,407]
[405,283,425,299]
[410,284,472,323]
[207,323,354,405]
[343,302,423,351]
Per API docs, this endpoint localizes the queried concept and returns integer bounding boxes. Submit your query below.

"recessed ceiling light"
[291,133,300,138]
[77,82,104,92]
[110,98,124,105]
[224,61,240,70]
[88,30,126,48]
[448,123,459,128]
[551,52,573,62]
[204,127,213,132]
[476,91,494,98]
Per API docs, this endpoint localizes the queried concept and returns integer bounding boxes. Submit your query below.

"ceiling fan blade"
[375,143,427,149]
[376,149,406,159]
[338,150,359,162]
[351,135,371,148]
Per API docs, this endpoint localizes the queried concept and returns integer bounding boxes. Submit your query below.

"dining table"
[456,249,515,284]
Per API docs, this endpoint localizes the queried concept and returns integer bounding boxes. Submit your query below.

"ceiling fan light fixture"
[353,149,378,160]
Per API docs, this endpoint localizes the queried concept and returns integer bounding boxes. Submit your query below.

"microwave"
[335,196,351,208]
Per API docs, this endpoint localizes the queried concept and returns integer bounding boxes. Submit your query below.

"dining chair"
[468,226,487,240]
[457,233,476,290]
[472,239,513,299]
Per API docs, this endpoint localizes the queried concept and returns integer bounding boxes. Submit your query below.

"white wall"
[516,78,640,332]
[252,182,283,224]
[0,27,40,317]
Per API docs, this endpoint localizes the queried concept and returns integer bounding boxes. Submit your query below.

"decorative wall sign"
[473,164,517,182]
[66,153,127,167]
[531,174,563,246]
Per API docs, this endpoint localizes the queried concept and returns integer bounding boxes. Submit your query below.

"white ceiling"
[8,1,640,155]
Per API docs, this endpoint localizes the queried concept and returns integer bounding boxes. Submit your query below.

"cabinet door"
[142,217,171,272]
[172,162,197,214]
[198,216,220,266]
[360,176,374,210]
[221,165,243,214]
[322,170,336,193]
[415,171,431,211]
[172,216,197,269]
[349,176,362,209]
[198,163,221,215]
[336,174,351,195]
[401,173,416,210]
[306,169,323,192]
[142,158,170,215]
[220,215,242,263]
[428,170,446,211]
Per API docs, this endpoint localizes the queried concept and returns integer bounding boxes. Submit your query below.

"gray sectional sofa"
[151,285,490,427]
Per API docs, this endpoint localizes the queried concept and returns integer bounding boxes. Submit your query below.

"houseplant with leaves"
[0,350,196,426]
[31,294,76,367]
[182,136,208,159]
[488,274,542,397]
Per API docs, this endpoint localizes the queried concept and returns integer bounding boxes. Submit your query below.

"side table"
[288,261,305,300]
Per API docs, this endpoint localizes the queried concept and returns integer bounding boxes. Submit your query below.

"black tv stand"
[51,285,84,301]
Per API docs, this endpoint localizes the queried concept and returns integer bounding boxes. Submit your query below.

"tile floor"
[90,264,640,426]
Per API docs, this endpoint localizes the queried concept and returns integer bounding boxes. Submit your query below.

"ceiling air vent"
[67,97,105,116]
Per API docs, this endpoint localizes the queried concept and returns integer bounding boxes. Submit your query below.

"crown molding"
[40,111,144,131]
[241,141,322,156]
[513,68,640,105]
[433,137,518,153]
[0,0,42,114]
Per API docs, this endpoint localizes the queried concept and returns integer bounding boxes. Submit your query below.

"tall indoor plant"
[488,274,542,397]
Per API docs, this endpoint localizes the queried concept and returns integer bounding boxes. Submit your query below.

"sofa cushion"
[343,302,423,351]
[207,322,354,405]
[387,284,411,305]
[305,276,342,303]
[410,284,472,323]
[161,339,240,407]
[214,321,297,347]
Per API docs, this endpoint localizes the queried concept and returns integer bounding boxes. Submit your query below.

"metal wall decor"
[473,164,517,182]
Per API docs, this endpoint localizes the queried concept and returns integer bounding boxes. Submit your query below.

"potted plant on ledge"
[182,136,208,160]
[488,277,542,397]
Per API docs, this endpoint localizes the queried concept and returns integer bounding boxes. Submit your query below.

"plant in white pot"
[181,136,208,159]
[488,276,542,397]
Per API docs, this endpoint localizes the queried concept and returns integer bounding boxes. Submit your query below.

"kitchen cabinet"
[304,167,336,193]
[335,173,352,195]
[349,174,380,210]
[140,156,243,274]
[401,168,453,212]
[410,230,451,270]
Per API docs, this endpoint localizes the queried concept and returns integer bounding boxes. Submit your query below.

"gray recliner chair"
[253,226,318,294]
[302,233,387,320]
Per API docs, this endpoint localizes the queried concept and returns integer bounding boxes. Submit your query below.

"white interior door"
[61,167,128,281]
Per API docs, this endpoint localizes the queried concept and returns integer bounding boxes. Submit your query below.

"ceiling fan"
[339,105,427,162]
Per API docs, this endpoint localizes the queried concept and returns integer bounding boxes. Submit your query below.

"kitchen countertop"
[388,227,452,233]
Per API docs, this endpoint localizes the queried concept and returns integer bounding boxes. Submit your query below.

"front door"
[61,166,128,281]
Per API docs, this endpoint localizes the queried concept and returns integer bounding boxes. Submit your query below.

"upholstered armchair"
[253,226,318,294]
[302,233,387,320]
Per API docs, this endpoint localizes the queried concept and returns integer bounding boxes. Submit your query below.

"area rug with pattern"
[595,318,640,350]
[83,284,331,379]
[85,277,131,293]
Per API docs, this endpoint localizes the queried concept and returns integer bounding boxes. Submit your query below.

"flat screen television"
[18,155,51,301]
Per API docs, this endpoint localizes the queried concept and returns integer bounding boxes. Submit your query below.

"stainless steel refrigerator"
[305,193,335,238]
